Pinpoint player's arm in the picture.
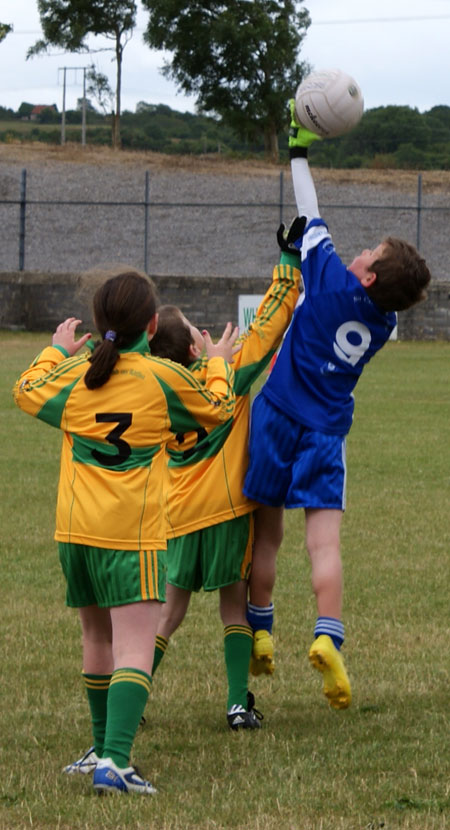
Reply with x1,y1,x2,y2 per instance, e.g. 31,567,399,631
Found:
193,320,240,404
291,157,320,223
230,259,301,392
219,105,319,391
153,357,236,434
183,321,241,385
152,322,238,434
219,211,306,395
288,98,321,223
287,102,345,294
187,243,302,396
12,347,84,420
12,318,91,417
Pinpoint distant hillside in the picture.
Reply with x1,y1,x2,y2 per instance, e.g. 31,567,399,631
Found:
1,101,450,169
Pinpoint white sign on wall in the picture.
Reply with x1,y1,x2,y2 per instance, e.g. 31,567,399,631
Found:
238,294,397,340
238,294,264,332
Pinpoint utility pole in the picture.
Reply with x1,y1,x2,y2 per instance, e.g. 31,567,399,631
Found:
60,66,66,145
58,66,88,147
81,67,86,147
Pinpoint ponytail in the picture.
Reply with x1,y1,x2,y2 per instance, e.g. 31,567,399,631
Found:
84,338,119,390
84,271,156,389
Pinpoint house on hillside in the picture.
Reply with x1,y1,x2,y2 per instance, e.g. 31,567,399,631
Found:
19,103,59,121
30,104,58,120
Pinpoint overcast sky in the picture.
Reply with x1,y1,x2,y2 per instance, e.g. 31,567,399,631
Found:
1,0,449,116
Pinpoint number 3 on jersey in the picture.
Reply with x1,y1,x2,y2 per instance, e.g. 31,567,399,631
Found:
333,321,371,367
91,413,132,466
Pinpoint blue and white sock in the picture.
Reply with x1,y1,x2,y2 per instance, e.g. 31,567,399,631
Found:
246,602,274,634
314,616,345,650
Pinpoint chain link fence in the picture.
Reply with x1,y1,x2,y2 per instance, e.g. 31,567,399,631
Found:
1,168,449,281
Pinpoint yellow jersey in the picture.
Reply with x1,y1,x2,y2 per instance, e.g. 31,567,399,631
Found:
13,332,235,551
164,263,301,537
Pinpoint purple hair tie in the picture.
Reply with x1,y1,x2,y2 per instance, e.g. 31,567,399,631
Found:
104,329,117,342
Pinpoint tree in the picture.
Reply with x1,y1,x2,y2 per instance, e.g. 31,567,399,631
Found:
0,23,12,43
343,106,432,157
37,105,60,124
27,1,136,148
86,65,115,116
136,101,157,115
18,102,35,119
76,96,98,114
142,0,311,161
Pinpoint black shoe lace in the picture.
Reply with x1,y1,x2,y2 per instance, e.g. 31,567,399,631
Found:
247,690,264,721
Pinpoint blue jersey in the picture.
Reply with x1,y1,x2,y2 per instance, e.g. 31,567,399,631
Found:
262,219,396,435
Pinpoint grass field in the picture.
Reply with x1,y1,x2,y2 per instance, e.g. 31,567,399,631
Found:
1,333,449,830
0,120,109,135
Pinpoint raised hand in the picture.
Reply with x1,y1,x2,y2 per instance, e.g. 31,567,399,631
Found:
203,322,241,364
52,317,92,356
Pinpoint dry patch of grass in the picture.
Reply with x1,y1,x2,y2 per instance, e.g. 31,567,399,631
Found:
1,140,450,192
0,140,282,177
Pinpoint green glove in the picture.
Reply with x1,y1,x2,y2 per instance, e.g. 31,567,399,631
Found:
288,98,322,153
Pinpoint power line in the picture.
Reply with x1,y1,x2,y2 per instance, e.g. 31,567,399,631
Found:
312,15,450,25
11,14,450,36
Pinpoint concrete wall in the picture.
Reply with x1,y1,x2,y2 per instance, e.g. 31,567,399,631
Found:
0,270,449,340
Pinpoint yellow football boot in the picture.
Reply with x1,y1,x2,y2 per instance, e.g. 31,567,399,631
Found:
249,629,275,676
309,634,352,709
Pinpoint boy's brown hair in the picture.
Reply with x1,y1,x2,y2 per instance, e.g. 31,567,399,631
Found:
150,305,193,367
367,236,431,312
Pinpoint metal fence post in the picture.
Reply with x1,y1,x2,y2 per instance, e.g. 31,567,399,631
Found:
144,171,150,273
416,173,422,250
19,168,27,271
279,170,284,225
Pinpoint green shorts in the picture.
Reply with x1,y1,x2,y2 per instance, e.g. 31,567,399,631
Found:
58,543,167,608
167,513,253,592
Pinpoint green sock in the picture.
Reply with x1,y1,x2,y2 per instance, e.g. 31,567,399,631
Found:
83,672,111,757
224,625,253,711
152,635,169,675
102,668,151,768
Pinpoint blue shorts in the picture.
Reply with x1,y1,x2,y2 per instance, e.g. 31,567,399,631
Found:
243,393,347,510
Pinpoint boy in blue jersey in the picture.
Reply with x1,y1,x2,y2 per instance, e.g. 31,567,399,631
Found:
244,101,431,708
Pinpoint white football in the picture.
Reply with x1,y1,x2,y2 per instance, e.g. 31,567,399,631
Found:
294,68,364,139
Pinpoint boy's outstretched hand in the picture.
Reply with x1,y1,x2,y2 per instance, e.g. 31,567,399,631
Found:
203,322,241,364
52,317,92,356
277,216,307,253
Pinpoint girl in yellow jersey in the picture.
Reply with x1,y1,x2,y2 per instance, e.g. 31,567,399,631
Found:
149,257,301,728
13,271,238,795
